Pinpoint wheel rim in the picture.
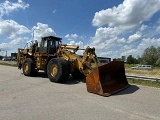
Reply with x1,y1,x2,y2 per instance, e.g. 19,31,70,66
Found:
50,64,58,77
24,63,29,73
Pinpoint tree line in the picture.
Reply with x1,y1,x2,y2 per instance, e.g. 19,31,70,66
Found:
126,46,160,67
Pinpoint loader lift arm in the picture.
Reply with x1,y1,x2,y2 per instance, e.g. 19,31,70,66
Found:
57,45,99,76
56,45,129,96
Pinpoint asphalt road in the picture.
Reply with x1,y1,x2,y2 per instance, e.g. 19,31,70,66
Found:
0,65,160,120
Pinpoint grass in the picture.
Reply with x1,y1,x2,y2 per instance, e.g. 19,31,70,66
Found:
128,78,160,88
125,64,160,88
0,60,17,67
125,64,160,77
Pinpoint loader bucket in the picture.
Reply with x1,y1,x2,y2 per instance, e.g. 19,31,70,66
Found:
86,61,129,96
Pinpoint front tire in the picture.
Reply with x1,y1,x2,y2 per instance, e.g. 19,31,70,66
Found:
47,58,70,83
22,58,34,76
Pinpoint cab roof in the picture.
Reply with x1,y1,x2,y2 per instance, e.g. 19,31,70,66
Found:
42,36,62,41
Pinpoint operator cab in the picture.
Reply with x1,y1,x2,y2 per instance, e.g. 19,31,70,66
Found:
39,36,62,54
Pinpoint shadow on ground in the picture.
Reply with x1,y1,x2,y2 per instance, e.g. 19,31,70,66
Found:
23,72,139,96
113,85,139,96
36,72,48,78
63,77,86,85
25,72,86,85
21,72,48,78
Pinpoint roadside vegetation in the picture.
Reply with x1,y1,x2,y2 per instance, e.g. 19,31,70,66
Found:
125,64,160,77
125,64,160,88
0,60,17,67
125,46,160,88
128,78,160,88
125,46,160,77
126,46,160,67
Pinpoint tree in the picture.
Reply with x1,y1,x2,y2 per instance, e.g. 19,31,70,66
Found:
137,55,142,64
157,46,160,56
0,55,3,60
156,47,160,66
141,46,159,66
126,55,138,64
156,58,160,67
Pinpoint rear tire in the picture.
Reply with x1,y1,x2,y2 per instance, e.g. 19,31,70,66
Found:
22,58,34,76
47,58,70,83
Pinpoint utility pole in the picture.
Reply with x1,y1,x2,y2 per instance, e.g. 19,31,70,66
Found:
6,50,7,57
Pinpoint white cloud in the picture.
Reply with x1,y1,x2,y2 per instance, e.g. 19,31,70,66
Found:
0,20,30,36
127,38,160,57
0,21,57,56
65,34,78,40
90,0,160,59
92,0,160,28
0,19,30,51
121,45,132,51
91,27,121,46
117,38,126,44
128,33,141,43
0,0,29,18
0,36,30,56
32,23,56,41
140,24,148,31
68,40,83,47
66,40,84,55
156,26,160,32
119,38,160,57
0,0,29,55
0,43,8,49
68,40,75,45
53,9,56,14
139,38,160,49
0,35,28,49
64,34,86,51
157,18,160,24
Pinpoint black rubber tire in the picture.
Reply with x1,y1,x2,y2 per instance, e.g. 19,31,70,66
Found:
22,58,34,76
47,58,70,83
71,70,86,79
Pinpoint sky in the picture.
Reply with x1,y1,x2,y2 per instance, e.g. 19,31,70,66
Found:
0,0,160,59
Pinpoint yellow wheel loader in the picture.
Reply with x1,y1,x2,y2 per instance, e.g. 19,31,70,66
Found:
17,36,129,96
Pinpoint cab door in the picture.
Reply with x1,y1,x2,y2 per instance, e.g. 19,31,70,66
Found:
39,39,48,53
47,40,57,54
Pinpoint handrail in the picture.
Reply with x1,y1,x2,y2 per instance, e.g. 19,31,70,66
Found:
126,74,160,82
